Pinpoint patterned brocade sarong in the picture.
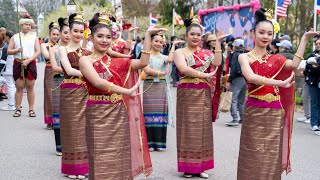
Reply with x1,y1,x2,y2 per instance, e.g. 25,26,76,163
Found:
143,80,168,149
85,99,132,180
60,82,88,175
176,82,214,174
44,65,53,124
52,75,63,152
237,97,284,180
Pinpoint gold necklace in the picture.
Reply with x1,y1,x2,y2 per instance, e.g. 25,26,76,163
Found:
69,45,82,57
151,51,161,55
249,50,270,64
90,52,104,60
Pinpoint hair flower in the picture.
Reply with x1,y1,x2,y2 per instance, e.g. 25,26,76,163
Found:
272,19,280,33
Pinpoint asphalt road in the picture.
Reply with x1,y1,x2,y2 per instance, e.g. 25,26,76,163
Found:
0,62,319,180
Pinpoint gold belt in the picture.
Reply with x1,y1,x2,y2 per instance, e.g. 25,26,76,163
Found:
180,78,208,85
145,76,165,80
89,94,123,104
63,78,83,84
248,93,280,103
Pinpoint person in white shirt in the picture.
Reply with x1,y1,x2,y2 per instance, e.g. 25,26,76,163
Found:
0,31,16,111
7,17,40,117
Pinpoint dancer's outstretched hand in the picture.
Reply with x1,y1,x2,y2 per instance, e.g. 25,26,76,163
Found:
303,28,320,39
146,25,168,35
216,32,231,42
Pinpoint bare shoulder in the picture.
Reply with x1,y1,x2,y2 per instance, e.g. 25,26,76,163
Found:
41,43,47,48
238,53,250,62
175,48,184,54
80,55,90,62
58,46,67,52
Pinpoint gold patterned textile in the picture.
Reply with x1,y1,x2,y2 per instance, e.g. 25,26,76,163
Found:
44,66,53,124
60,85,88,175
237,106,284,180
176,86,214,173
85,102,132,180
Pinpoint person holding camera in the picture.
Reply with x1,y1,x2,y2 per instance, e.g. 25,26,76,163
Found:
304,37,320,135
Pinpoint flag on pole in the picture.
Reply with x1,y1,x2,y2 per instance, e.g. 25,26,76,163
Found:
316,0,320,14
276,0,291,18
190,7,194,18
17,0,30,17
174,13,184,25
150,13,158,26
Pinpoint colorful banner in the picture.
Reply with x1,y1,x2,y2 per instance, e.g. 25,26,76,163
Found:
198,0,260,49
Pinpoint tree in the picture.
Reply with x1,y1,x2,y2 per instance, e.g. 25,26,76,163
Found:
0,0,18,32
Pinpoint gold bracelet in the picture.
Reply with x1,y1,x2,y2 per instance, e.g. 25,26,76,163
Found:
261,77,266,86
141,50,151,55
197,71,200,76
108,82,114,93
214,49,222,53
294,53,304,60
157,70,160,77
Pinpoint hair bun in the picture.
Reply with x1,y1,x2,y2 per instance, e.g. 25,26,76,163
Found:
58,17,67,27
48,22,54,29
184,18,192,28
68,13,77,25
255,8,267,22
89,13,100,30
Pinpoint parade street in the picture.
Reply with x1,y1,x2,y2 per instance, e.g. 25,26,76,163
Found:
0,63,319,180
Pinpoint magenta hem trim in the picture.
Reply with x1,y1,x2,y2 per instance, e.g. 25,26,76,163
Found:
86,99,123,107
61,163,88,175
60,83,84,89
246,97,282,109
44,116,53,124
178,160,214,174
177,83,209,89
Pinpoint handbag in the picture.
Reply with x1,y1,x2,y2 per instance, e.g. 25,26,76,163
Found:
219,91,233,112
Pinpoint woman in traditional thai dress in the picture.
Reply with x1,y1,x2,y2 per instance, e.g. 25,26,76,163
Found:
173,16,227,178
237,9,318,179
142,34,182,151
8,17,40,117
58,13,91,179
49,17,70,156
41,22,60,129
111,23,136,54
79,12,163,180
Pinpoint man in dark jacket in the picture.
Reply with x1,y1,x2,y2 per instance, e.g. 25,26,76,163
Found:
225,39,247,126
304,38,320,135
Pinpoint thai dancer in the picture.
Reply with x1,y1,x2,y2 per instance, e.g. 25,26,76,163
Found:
49,18,70,156
237,9,318,179
79,12,165,179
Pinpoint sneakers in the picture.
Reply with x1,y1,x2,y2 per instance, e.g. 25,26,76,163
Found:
312,126,319,131
238,119,243,124
304,119,311,124
55,151,62,156
183,173,192,178
149,147,154,152
297,117,310,124
226,120,240,126
46,124,53,130
199,172,209,179
1,105,16,111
